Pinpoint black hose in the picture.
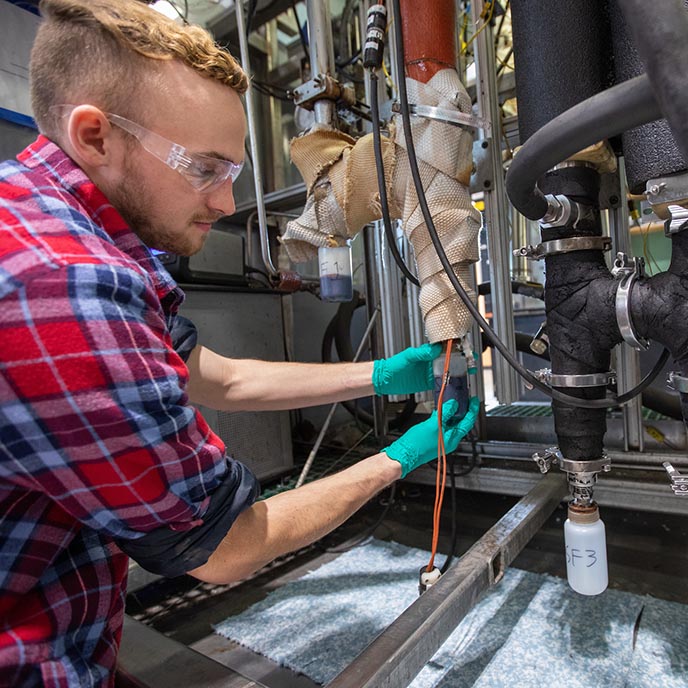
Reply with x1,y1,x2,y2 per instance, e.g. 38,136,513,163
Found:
370,71,420,286
505,74,662,220
615,0,688,164
477,280,544,300
321,296,417,430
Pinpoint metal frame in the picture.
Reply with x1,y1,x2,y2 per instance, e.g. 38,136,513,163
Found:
117,616,262,688
325,474,567,688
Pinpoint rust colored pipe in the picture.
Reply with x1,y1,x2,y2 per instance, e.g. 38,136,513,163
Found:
399,0,457,83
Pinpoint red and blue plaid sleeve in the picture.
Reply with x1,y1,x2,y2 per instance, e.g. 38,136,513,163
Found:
1,258,235,539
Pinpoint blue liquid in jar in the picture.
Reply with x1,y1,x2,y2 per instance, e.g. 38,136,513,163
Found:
434,375,469,419
320,274,353,302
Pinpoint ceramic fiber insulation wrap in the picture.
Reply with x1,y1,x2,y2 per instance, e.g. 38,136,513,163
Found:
280,125,398,263
392,69,481,343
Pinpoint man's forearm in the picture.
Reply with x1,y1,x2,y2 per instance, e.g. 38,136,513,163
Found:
188,453,401,584
187,345,375,411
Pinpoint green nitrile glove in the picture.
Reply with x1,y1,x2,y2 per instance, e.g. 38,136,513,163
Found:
383,396,481,478
372,342,442,396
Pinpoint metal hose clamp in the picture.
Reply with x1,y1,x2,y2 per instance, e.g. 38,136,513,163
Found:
533,368,616,387
613,252,649,351
514,236,612,261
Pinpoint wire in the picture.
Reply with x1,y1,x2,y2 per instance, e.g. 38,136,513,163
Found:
439,458,458,574
427,340,453,572
461,0,496,55
390,0,665,411
369,71,421,286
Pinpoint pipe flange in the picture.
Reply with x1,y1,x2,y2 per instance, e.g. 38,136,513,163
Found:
533,368,616,387
514,236,612,261
667,371,688,393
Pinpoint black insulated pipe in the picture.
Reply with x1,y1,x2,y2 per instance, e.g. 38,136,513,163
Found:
615,0,688,165
505,74,662,220
631,230,688,426
510,0,611,144
608,0,687,193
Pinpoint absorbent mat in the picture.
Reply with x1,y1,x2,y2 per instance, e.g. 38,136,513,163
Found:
213,539,688,687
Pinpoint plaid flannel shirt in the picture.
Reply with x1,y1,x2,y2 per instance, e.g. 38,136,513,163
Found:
0,137,258,686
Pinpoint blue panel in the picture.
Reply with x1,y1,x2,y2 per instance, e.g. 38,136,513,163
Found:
1,0,40,16
0,107,36,130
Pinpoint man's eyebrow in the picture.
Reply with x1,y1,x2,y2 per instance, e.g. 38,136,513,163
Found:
199,150,238,163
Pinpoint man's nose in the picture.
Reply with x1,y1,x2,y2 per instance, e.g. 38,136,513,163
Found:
205,178,236,218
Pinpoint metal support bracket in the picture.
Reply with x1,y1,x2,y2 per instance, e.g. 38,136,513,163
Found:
514,235,612,261
613,252,649,351
293,74,348,109
392,102,492,132
663,462,688,496
533,368,616,387
667,371,688,393
645,172,688,220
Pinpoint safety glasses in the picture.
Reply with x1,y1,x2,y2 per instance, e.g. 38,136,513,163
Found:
52,105,244,193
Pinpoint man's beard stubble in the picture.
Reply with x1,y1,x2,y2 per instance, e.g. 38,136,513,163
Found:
108,163,207,257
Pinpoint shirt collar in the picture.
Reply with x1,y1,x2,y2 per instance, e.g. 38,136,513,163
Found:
18,136,181,305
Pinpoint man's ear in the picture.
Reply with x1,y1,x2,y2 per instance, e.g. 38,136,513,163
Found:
65,105,117,168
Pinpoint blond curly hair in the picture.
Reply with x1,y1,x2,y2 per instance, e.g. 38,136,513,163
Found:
32,0,248,140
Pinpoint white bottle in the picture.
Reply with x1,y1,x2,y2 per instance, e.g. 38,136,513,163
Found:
564,502,608,596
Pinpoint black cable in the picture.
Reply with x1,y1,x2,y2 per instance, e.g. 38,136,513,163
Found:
370,71,421,286
389,0,663,411
292,2,310,62
245,0,259,35
321,295,417,430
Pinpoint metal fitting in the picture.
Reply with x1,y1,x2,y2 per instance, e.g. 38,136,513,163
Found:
645,172,688,220
293,74,351,109
667,371,688,393
663,462,688,496
664,204,688,235
540,194,574,227
532,446,610,506
530,322,549,355
532,446,561,474
613,252,649,351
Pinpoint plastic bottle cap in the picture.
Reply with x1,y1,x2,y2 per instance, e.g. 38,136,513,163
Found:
567,502,600,525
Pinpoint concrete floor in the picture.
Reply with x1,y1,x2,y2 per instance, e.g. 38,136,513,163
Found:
126,478,688,687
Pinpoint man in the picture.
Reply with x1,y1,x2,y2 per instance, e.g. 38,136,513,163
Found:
0,1,479,685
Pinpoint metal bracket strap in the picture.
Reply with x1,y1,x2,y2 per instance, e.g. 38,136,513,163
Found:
533,368,616,387
514,236,612,261
393,102,492,133
613,252,649,351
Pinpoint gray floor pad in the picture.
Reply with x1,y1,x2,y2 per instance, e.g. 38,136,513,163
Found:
213,539,687,687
